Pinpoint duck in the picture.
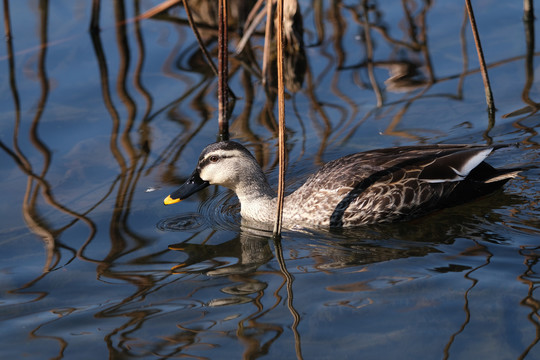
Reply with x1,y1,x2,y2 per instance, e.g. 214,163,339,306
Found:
163,141,521,228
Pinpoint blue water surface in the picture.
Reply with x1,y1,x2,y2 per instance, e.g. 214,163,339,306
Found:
1,1,539,359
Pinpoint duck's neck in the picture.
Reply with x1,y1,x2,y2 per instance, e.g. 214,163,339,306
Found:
233,171,277,223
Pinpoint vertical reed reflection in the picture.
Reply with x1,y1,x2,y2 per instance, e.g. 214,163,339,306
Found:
89,0,100,31
336,1,435,142
517,245,540,359
521,4,537,112
273,237,303,360
361,0,383,108
502,4,539,145
87,0,158,286
1,2,101,356
443,242,492,359
109,0,142,257
27,0,56,270
4,0,96,279
457,7,469,102
165,222,301,357
133,0,154,130
3,0,25,177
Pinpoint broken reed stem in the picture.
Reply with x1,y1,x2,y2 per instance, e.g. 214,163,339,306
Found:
273,0,286,237
465,0,495,115
218,0,229,141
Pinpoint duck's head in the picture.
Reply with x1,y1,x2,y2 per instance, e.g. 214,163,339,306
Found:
164,141,264,205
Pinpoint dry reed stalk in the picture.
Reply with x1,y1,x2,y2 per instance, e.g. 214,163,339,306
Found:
273,0,286,237
218,0,230,141
465,0,495,115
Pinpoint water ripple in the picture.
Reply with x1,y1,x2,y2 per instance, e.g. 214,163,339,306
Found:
156,213,207,232
158,191,241,232
198,191,242,232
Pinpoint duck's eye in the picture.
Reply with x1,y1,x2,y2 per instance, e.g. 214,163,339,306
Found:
209,155,219,163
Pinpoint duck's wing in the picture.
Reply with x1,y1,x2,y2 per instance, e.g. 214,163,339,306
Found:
300,144,503,189
289,144,520,226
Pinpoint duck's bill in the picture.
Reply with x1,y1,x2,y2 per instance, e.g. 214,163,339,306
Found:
164,171,209,205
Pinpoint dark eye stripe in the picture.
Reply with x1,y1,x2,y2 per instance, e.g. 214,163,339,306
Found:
199,154,233,170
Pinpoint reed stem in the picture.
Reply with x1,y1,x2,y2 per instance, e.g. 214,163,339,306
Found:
465,0,496,115
273,0,286,236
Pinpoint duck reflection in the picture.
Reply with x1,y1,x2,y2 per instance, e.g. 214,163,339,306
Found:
169,230,273,276
377,60,428,93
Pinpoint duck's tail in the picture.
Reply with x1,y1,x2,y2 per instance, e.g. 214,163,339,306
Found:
484,168,522,183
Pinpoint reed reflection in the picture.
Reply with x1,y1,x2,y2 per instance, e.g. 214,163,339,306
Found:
2,0,99,280
90,226,280,359
501,10,540,148
1,2,94,357
517,246,540,359
503,4,539,119
443,240,492,360
2,0,191,352
76,1,154,280
142,0,533,161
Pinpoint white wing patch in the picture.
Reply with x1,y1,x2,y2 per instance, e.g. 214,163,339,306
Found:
422,148,493,183
422,178,459,183
452,148,493,176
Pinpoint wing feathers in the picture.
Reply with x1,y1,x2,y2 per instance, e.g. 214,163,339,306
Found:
420,148,494,183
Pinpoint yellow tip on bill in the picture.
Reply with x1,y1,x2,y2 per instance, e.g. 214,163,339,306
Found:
164,195,181,205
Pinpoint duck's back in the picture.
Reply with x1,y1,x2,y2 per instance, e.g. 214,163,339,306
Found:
284,144,519,227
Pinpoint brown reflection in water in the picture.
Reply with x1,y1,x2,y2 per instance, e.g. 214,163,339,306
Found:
1,2,98,358
517,246,540,359
502,13,540,147
167,230,306,359
42,4,193,355
80,1,169,301
2,0,99,280
443,241,492,360
28,308,78,359
133,1,154,148
160,315,221,359
140,0,523,158
107,1,141,260
89,0,100,31
27,0,54,267
331,1,437,143
362,1,383,108
504,10,539,119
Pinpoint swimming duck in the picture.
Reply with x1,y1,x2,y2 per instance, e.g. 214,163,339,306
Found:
163,141,521,227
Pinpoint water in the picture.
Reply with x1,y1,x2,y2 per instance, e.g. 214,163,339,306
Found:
1,0,539,359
